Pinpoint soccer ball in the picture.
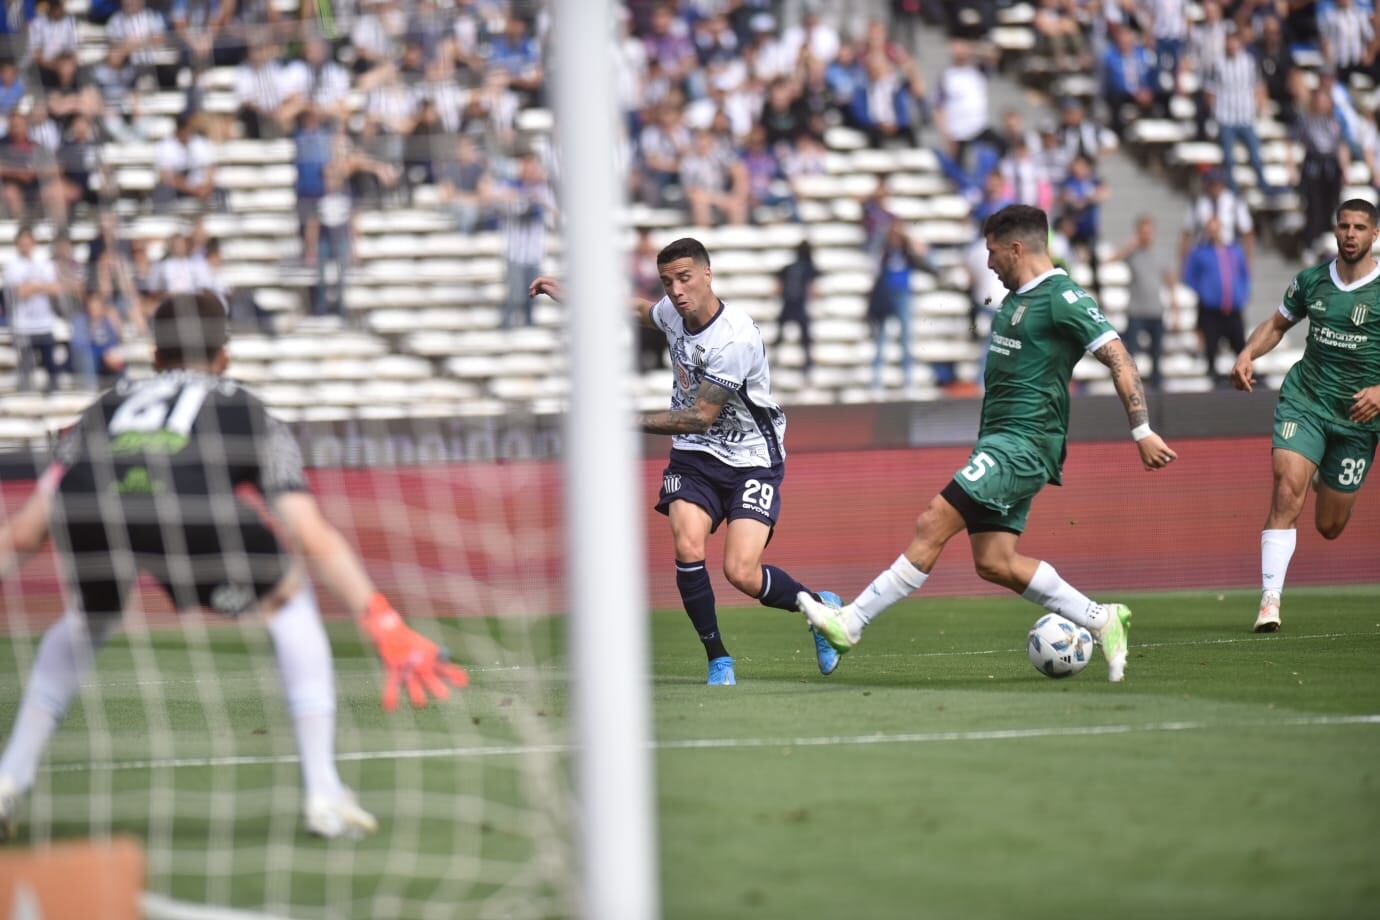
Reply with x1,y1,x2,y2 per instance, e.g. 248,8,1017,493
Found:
1027,614,1094,679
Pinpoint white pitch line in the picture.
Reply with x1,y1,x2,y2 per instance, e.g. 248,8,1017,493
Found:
12,629,1371,693
40,714,1380,776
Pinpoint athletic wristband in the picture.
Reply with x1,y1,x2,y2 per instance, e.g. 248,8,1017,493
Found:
1130,423,1154,441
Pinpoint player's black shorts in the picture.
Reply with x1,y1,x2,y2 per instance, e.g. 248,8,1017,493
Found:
53,498,291,618
655,448,784,532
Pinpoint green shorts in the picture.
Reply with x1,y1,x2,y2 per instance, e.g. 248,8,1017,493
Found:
1273,399,1378,493
947,433,1052,534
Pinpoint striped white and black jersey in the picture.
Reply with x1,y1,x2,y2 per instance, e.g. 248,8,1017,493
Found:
234,60,286,112
107,8,168,67
1209,50,1259,126
28,14,79,62
1184,190,1253,243
1318,3,1375,68
282,60,350,110
650,296,787,469
501,181,553,266
29,117,61,153
365,83,417,131
1150,0,1188,41
1188,17,1229,72
419,79,466,134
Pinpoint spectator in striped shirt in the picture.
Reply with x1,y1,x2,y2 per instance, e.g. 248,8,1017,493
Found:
107,0,172,89
1318,0,1375,85
234,40,288,140
282,35,351,125
1188,0,1230,139
499,153,555,329
1287,87,1351,260
1149,0,1188,86
1207,30,1275,195
28,0,78,89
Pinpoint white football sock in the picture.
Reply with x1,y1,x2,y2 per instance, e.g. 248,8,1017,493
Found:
849,555,928,635
267,582,343,802
0,610,114,791
1261,529,1296,597
1022,561,1108,631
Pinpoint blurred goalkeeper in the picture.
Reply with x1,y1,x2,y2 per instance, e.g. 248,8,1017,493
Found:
0,292,467,842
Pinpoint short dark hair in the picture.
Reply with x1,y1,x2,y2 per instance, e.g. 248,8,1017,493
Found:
152,292,229,367
1336,198,1379,225
982,205,1049,251
14,223,33,242
656,237,711,268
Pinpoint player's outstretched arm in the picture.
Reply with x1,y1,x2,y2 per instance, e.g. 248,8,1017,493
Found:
1231,311,1297,392
528,274,659,327
639,380,733,435
1092,339,1178,470
0,484,52,581
271,492,468,711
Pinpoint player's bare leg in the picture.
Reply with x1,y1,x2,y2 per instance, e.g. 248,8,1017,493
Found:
262,565,376,839
970,531,1131,682
799,493,966,651
1258,449,1314,633
1313,483,1361,541
668,500,734,684
723,517,841,674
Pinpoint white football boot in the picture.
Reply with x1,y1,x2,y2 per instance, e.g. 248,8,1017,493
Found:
304,788,378,840
1254,591,1281,633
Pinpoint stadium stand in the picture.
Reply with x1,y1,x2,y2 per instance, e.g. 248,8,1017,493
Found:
0,0,1373,452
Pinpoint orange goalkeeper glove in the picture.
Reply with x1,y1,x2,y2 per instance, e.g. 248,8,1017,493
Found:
361,593,469,711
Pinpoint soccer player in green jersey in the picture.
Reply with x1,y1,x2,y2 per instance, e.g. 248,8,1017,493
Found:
1231,198,1380,633
800,205,1178,682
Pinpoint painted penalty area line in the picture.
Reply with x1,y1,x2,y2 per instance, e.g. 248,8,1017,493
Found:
41,714,1380,776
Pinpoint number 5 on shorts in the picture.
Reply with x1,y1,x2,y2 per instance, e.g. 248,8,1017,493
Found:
960,451,996,482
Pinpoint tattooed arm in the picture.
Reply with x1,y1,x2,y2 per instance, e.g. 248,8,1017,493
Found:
640,380,733,435
1092,338,1178,470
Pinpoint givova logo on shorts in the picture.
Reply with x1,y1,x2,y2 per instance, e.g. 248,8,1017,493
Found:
1279,421,1298,440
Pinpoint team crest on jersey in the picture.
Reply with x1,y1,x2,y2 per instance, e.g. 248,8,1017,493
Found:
1010,304,1027,325
1351,303,1370,326
1280,421,1298,440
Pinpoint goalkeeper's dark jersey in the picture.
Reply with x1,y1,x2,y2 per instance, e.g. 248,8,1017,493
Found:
49,371,308,617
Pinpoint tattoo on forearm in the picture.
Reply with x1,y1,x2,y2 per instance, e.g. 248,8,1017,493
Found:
1094,342,1149,428
640,381,733,435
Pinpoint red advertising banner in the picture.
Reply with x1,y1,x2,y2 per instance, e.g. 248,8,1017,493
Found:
1,436,1374,629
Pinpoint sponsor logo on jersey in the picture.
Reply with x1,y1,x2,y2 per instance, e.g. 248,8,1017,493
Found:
1309,299,1325,314
209,583,257,615
1010,304,1027,325
1061,290,1079,304
1280,421,1298,440
1286,277,1299,298
663,474,681,493
1351,303,1370,326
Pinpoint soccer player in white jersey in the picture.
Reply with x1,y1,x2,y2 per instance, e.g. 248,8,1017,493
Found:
532,237,839,685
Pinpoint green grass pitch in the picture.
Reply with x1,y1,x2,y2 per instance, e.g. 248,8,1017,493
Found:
1,586,1377,919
